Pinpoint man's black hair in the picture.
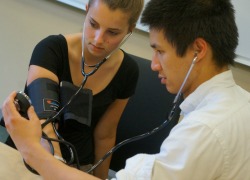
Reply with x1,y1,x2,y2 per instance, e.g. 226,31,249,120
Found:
141,0,238,66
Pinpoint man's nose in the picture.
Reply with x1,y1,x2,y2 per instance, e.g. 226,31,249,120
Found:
151,54,161,71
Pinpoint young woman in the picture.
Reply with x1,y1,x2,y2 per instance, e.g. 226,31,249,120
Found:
5,0,144,179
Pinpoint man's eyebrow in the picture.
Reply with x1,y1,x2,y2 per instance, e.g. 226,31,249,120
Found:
150,43,158,49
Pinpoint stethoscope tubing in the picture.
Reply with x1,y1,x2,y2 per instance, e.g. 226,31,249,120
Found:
40,27,133,171
40,26,197,174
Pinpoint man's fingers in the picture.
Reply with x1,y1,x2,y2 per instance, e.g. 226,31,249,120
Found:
2,91,19,120
27,106,39,122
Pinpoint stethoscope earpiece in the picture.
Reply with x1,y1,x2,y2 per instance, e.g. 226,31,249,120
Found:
192,52,198,64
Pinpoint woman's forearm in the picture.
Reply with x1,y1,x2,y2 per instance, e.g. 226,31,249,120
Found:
40,119,62,157
23,142,99,180
94,138,115,179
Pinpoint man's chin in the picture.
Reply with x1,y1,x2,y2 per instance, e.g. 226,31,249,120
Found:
166,86,178,95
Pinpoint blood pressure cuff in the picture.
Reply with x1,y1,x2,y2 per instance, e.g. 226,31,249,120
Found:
26,78,60,120
60,81,93,127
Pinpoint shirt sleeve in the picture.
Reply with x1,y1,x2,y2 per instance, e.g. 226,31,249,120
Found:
29,34,68,78
152,119,225,180
114,118,225,180
115,153,156,180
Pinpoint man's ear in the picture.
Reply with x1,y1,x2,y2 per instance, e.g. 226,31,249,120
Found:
192,38,208,63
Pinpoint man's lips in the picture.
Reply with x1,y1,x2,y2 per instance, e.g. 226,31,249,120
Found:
159,75,167,84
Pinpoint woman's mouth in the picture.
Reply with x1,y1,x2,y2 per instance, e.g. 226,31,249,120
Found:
90,44,105,52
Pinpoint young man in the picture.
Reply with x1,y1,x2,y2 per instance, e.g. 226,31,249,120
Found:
2,0,250,179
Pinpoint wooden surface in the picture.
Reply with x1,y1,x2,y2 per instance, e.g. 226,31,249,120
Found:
0,142,42,180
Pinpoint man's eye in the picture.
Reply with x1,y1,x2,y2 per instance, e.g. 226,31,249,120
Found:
157,50,162,54
108,31,118,36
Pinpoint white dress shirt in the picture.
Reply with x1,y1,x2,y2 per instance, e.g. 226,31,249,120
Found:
116,70,250,180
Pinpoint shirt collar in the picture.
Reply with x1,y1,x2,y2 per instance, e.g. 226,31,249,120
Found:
180,70,236,115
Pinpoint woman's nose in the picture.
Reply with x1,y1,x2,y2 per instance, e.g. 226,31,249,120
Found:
94,30,105,44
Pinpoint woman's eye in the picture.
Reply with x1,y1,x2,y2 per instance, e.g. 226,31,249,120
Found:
89,21,97,28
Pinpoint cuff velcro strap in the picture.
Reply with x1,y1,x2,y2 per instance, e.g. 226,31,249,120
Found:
60,81,93,127
26,78,60,120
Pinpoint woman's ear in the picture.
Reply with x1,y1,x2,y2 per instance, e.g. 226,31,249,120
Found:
128,24,136,34
85,4,89,12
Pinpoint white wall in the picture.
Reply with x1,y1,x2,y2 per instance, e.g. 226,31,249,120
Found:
232,0,250,66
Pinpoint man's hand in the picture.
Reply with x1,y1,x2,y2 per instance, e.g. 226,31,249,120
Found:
2,91,42,154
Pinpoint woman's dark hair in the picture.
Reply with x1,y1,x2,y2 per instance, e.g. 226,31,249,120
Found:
88,0,144,28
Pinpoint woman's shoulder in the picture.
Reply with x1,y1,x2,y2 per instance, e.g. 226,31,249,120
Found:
63,33,82,50
35,33,81,52
30,34,69,75
112,50,139,83
33,34,68,56
63,33,82,63
37,34,66,46
121,50,139,71
36,33,81,64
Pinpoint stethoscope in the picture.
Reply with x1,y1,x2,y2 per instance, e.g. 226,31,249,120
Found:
42,25,133,128
38,24,198,174
86,52,198,173
38,25,133,172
